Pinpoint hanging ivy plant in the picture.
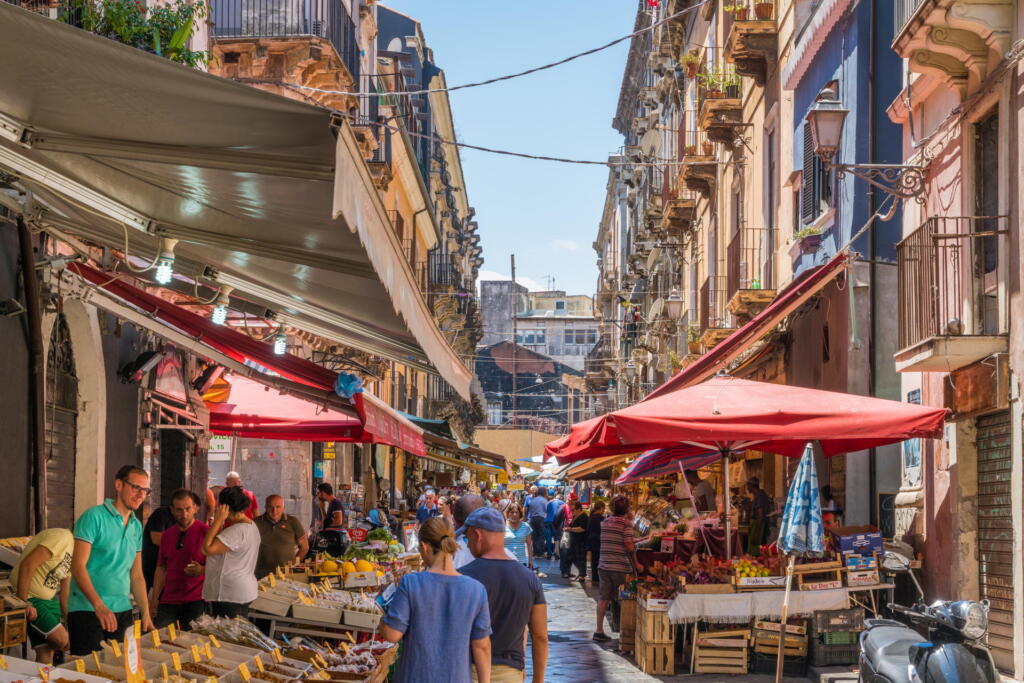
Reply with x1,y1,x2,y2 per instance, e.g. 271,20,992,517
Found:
60,0,210,67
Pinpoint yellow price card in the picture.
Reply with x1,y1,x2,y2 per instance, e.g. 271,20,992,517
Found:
324,643,334,654
167,623,177,641
272,648,283,663
315,654,328,668
254,658,265,672
277,566,286,579
190,645,201,663
92,652,102,669
339,642,350,654
38,668,49,680
345,631,355,644
133,620,141,640
0,656,7,670
151,630,161,648
268,574,277,587
238,663,252,682
204,643,213,660
110,639,123,658
209,635,221,648
170,653,182,671
160,663,169,680
74,660,85,673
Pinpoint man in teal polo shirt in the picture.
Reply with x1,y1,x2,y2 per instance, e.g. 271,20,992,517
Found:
68,465,155,655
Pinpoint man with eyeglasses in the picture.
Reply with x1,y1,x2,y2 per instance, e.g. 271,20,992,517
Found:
148,489,207,629
254,495,308,579
69,465,155,655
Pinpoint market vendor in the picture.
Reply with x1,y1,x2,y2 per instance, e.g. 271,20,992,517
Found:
11,527,73,663
684,469,716,513
254,495,308,578
68,465,154,655
747,477,773,547
149,489,207,629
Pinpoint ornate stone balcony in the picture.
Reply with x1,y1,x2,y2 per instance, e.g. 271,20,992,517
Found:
698,97,744,145
662,193,698,236
724,19,778,86
681,155,716,198
892,0,1012,97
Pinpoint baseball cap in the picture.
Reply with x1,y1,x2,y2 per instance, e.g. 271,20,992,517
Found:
456,507,506,536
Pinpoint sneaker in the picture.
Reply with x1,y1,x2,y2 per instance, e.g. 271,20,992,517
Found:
592,632,611,642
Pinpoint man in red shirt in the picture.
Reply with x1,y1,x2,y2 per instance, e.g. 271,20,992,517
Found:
149,490,207,629
226,472,259,520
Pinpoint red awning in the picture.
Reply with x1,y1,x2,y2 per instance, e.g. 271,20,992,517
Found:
646,251,851,400
67,263,426,454
206,376,426,454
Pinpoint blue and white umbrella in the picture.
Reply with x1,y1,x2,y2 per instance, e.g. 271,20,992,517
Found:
777,444,826,557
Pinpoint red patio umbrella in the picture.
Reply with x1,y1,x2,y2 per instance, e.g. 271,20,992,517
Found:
545,376,947,557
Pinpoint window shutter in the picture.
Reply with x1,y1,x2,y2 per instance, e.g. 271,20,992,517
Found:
801,123,816,223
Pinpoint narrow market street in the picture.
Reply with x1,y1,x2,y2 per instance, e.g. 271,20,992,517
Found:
528,556,816,683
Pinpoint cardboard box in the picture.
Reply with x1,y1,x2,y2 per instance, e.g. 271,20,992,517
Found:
831,526,883,556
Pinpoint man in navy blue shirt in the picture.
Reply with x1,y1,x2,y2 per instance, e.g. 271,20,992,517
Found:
460,508,548,683
544,492,563,560
525,487,548,559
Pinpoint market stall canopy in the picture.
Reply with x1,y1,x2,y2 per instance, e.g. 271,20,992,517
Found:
0,2,471,399
548,376,947,463
206,375,426,455
614,448,724,486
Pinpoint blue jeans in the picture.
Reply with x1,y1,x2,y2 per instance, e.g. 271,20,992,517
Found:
544,522,556,557
529,516,545,557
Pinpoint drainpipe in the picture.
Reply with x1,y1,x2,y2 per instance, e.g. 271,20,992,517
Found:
867,0,878,525
18,215,47,533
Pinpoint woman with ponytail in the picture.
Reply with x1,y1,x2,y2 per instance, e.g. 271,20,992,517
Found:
381,517,492,682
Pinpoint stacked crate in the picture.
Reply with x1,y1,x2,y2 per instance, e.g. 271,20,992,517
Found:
635,602,675,675
619,599,637,654
810,608,864,666
693,629,750,675
750,620,809,676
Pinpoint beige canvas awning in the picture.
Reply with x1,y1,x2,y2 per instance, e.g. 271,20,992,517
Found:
0,2,472,399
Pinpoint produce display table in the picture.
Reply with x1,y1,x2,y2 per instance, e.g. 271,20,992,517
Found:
638,529,741,565
666,583,894,624
251,609,376,641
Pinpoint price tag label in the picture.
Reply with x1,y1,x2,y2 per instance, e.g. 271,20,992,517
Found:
254,658,265,672
277,566,286,579
190,645,201,663
272,648,283,663
0,656,8,670
167,623,178,641
74,660,86,673
209,635,221,649
92,652,102,669
133,620,141,640
171,653,182,671
310,658,322,671
345,631,355,644
38,667,49,680
203,643,213,660
238,663,252,682
160,663,169,680
268,574,277,587
324,643,334,654
151,630,161,648
259,583,268,592
315,654,328,669
110,639,123,658
339,642,350,654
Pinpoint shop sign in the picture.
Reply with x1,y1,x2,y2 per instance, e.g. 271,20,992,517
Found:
209,435,232,460
323,442,336,460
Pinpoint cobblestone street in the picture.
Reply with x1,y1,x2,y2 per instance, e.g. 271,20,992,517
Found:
526,557,815,683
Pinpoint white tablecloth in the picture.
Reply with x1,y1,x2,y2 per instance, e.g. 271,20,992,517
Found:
667,587,851,624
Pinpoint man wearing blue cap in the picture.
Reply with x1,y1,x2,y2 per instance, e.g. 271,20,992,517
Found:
459,508,548,683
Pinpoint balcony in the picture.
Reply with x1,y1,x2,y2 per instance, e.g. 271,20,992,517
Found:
210,0,360,111
892,0,1012,97
726,227,776,322
699,275,734,348
723,2,778,86
895,216,1008,372
366,126,393,190
680,123,717,198
698,94,743,145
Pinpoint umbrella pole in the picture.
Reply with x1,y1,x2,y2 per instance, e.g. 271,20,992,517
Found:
721,449,732,558
775,554,796,683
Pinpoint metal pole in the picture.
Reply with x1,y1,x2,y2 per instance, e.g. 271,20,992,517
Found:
510,254,517,426
722,448,732,558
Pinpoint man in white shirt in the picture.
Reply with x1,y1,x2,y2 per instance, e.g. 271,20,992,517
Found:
452,495,515,568
685,470,716,513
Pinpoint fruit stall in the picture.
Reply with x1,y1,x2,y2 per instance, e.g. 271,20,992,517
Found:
621,529,896,676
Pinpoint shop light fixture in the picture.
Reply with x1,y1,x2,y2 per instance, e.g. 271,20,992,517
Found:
0,145,154,233
154,237,178,285
210,286,233,326
273,330,288,355
665,288,684,320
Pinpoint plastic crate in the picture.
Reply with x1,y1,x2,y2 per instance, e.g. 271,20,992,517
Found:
811,642,860,666
813,608,864,633
821,630,858,645
752,652,809,677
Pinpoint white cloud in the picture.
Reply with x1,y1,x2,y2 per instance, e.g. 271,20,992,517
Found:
551,239,579,251
477,269,544,292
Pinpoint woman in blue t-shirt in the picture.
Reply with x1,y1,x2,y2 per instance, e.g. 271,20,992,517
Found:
381,517,492,683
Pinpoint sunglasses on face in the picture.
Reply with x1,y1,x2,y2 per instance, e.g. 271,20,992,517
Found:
120,479,152,496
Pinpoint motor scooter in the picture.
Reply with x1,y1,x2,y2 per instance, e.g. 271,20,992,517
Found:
858,549,997,682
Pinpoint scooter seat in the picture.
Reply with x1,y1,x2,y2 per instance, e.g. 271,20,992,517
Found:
862,625,924,682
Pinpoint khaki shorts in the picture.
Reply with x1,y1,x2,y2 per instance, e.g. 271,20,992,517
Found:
473,664,525,682
598,569,628,602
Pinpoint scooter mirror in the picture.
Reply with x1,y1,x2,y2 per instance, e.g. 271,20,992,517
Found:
881,551,911,572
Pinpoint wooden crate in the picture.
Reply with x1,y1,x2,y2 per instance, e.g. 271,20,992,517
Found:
753,634,808,657
636,638,675,675
619,600,637,653
636,606,673,643
0,609,26,648
694,629,749,675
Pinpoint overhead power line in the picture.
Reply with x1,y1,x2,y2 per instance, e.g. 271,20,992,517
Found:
265,0,708,98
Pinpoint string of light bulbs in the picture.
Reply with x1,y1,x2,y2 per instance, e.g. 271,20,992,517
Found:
254,0,709,99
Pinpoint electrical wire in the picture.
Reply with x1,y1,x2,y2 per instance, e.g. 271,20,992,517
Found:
120,223,160,273
255,0,709,99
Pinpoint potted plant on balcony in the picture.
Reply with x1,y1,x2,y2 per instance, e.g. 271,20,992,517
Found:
701,139,715,156
700,69,724,98
754,1,774,20
793,225,824,254
723,70,742,98
680,51,700,79
724,3,749,20
684,143,697,156
687,324,702,354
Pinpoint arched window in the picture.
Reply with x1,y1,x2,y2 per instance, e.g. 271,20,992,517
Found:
45,313,78,529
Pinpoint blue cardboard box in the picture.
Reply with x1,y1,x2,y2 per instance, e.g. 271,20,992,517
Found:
831,525,883,556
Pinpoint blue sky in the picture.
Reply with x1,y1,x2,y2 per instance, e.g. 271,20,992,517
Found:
383,1,635,295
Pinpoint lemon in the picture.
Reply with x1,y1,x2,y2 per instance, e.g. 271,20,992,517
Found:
320,559,339,574
341,561,357,575
354,559,374,573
